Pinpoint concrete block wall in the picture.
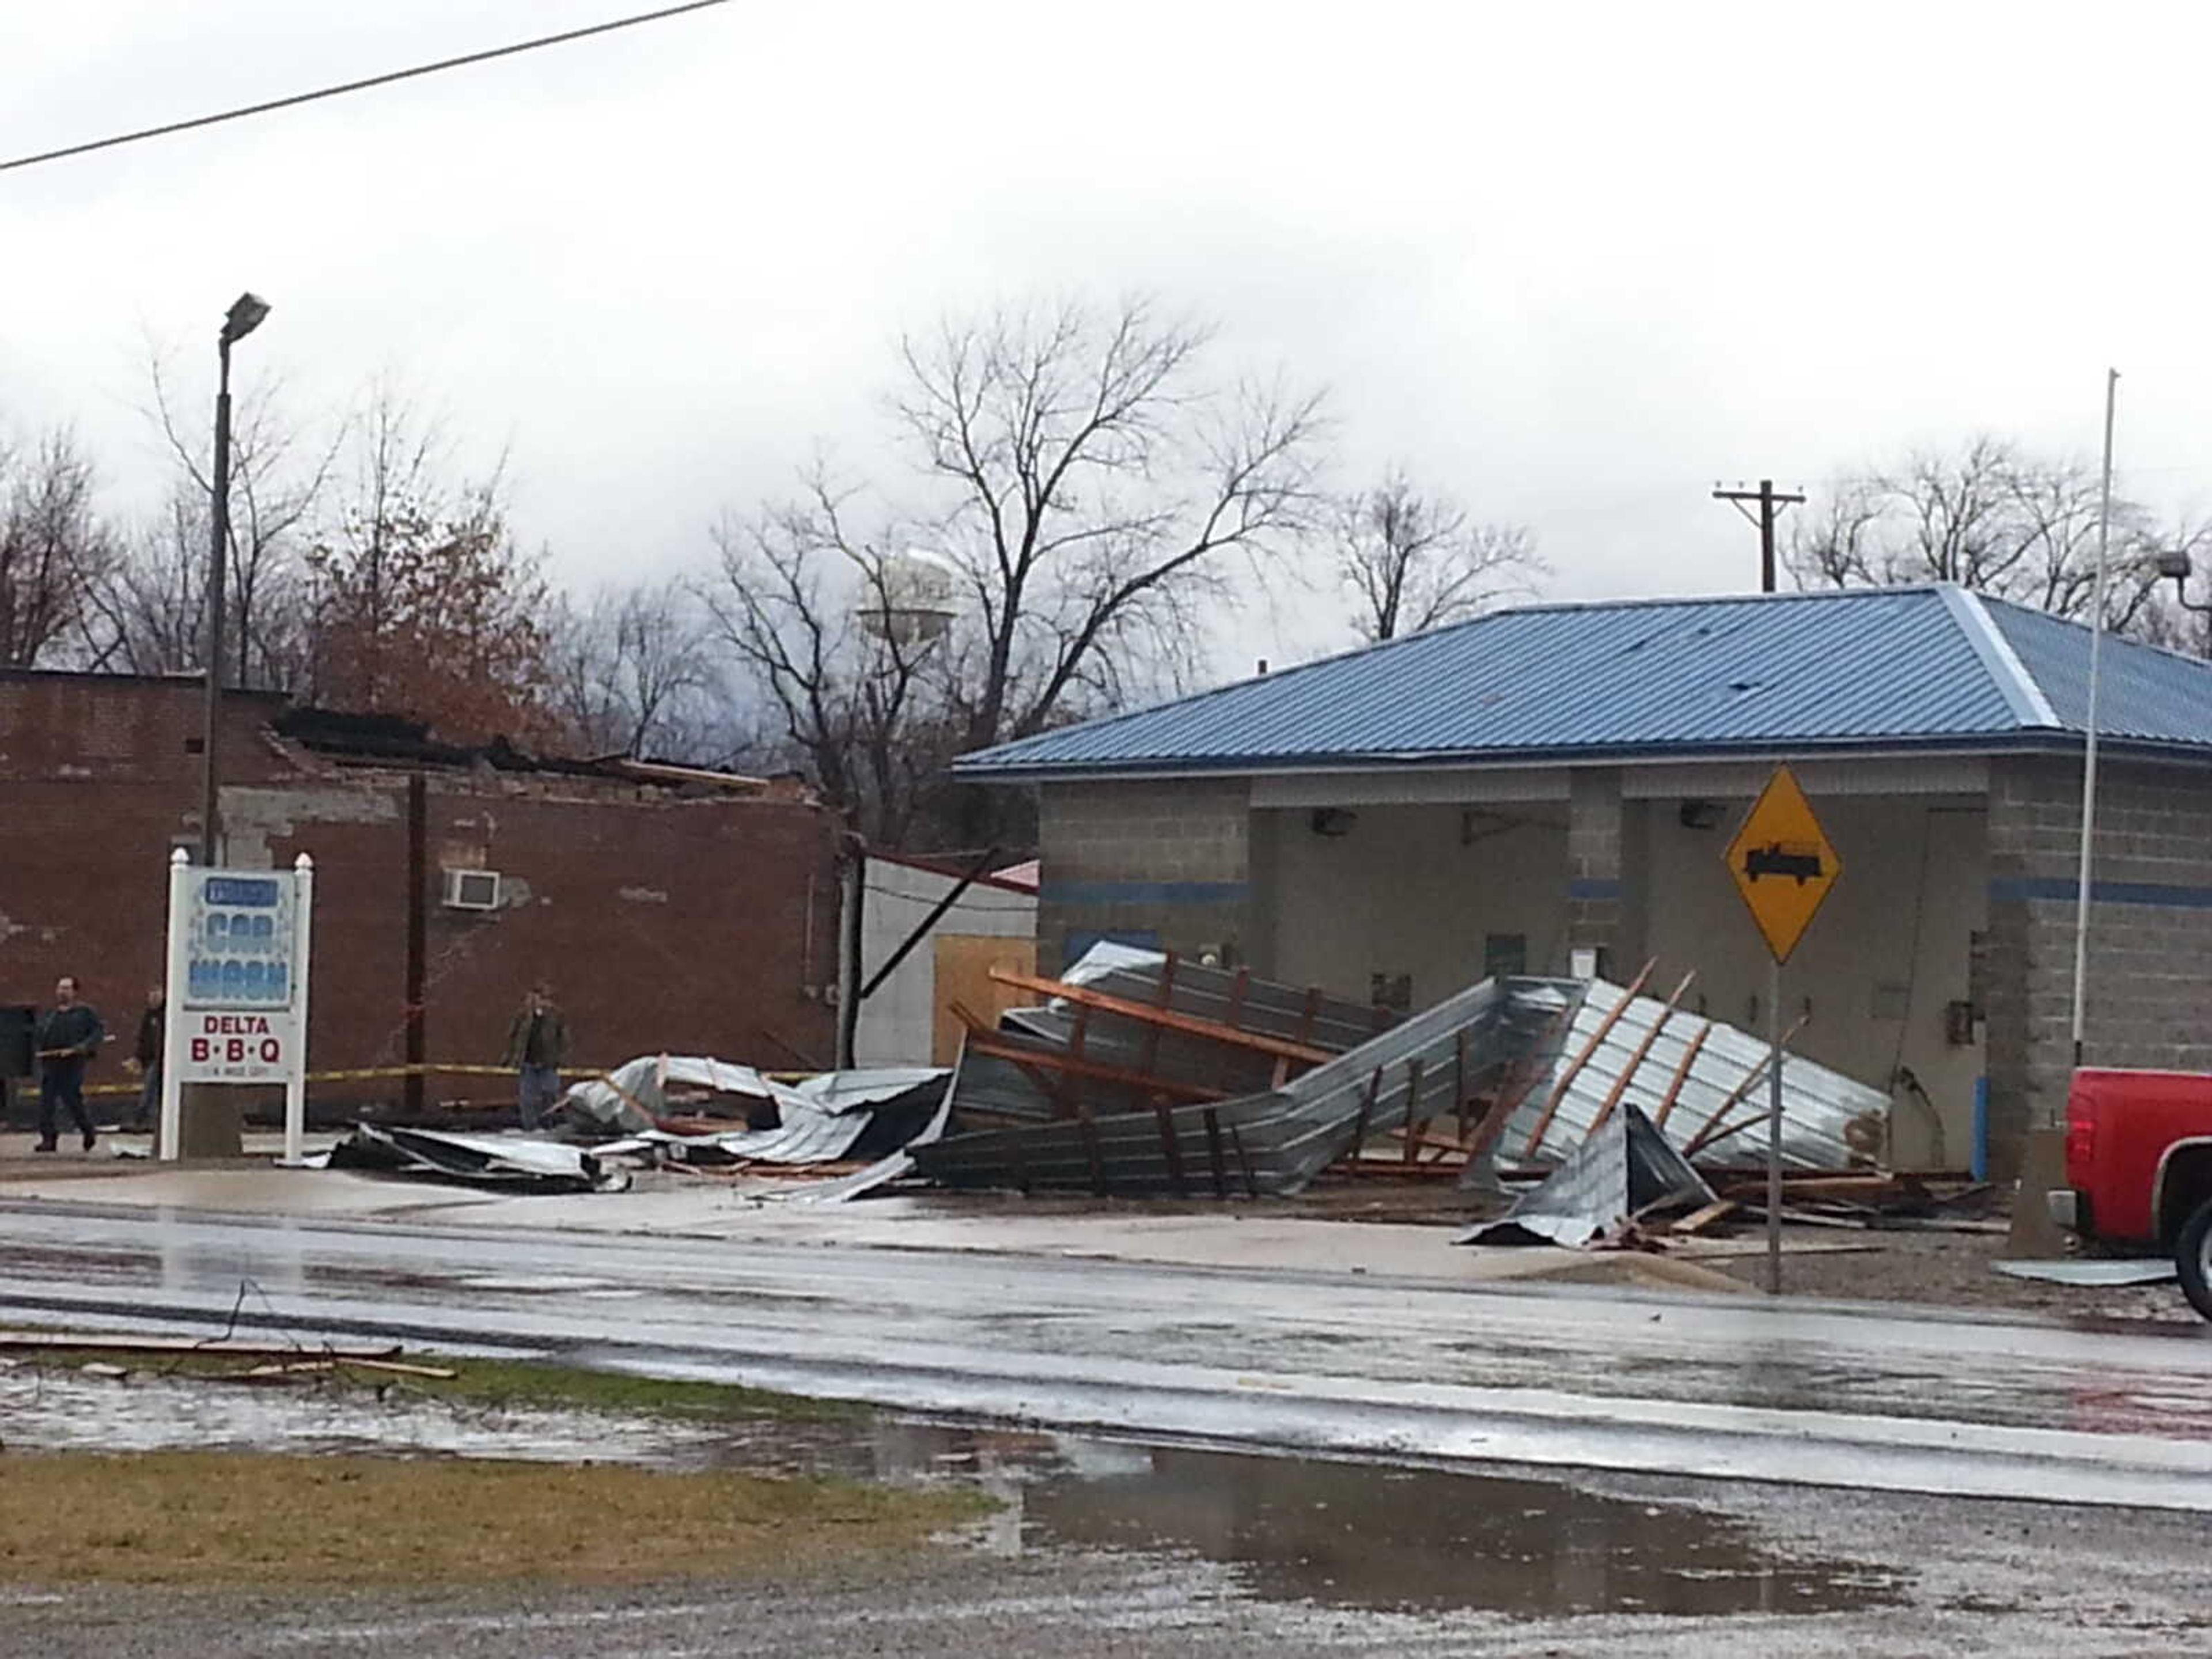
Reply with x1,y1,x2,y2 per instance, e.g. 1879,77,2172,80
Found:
1985,754,2212,1176
1036,779,1251,974
1567,769,1629,975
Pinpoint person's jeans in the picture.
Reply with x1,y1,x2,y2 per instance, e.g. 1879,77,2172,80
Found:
134,1066,161,1130
39,1064,94,1145
518,1064,562,1131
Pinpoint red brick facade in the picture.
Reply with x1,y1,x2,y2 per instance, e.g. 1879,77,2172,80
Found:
0,671,840,1107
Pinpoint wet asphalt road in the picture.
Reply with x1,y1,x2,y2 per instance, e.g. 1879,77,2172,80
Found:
0,1196,2209,1510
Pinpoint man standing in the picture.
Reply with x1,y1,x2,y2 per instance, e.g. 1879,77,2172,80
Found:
124,984,165,1133
34,976,105,1153
501,982,568,1132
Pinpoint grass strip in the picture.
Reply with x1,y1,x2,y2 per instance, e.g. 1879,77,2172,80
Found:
5,1343,861,1424
0,1450,989,1586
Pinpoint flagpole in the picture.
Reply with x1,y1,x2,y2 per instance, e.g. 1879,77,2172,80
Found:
2070,368,2119,1070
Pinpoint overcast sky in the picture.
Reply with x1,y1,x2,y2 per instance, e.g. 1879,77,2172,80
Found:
9,1,2212,671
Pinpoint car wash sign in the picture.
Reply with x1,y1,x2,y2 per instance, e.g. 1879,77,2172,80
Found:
164,854,316,1086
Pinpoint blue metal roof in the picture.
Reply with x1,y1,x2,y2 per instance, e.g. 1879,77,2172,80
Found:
955,585,2212,779
1982,596,2212,749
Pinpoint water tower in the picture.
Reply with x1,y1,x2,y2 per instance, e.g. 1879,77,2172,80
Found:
858,550,959,647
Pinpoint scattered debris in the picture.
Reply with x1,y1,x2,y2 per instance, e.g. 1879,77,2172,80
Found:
320,1124,631,1192
0,1332,404,1362
1993,1259,2180,1287
1460,1105,1715,1248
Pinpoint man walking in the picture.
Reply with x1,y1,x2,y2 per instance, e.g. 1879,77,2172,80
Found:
125,983,165,1133
35,976,105,1153
501,982,568,1131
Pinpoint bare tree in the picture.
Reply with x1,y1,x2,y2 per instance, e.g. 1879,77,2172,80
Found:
897,297,1327,753
77,488,207,675
703,471,950,844
1790,437,2173,634
703,297,1327,846
0,428,113,668
144,354,338,691
1334,469,1543,642
80,358,338,684
547,576,726,760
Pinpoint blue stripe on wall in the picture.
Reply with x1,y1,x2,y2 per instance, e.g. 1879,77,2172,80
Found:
1568,878,1623,901
1990,877,2212,910
1042,880,1249,907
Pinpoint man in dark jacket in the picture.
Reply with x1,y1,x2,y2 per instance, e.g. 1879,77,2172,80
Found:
126,983,165,1132
500,983,569,1131
35,976,105,1153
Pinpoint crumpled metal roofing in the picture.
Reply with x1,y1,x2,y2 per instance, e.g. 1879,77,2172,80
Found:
320,1124,627,1191
965,945,1394,1123
910,975,1566,1198
1462,1104,1714,1248
556,1056,952,1165
952,586,2212,778
1494,979,1887,1173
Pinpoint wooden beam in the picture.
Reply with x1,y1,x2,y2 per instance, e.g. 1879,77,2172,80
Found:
1519,959,1657,1159
1347,1066,1384,1161
1652,1021,1712,1129
1463,995,1581,1164
1137,951,1177,1075
1152,1100,1189,1197
1400,1055,1428,1163
1681,1014,1809,1156
955,1033,1229,1103
1666,1199,1737,1237
1588,969,1695,1138
1202,1107,1230,1198
987,967,1334,1066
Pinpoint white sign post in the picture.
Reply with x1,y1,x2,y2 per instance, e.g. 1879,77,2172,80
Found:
160,850,315,1164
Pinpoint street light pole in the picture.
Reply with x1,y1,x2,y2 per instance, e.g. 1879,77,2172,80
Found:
180,293,267,1164
198,292,270,867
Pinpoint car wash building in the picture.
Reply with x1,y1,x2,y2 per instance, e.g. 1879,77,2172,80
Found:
953,586,2212,1180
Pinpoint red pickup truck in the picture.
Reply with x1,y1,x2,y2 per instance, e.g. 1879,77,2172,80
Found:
2050,1068,2212,1320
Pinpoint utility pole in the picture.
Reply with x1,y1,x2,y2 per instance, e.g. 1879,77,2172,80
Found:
1713,479,1805,593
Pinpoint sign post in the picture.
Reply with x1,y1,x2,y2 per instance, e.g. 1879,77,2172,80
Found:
159,850,315,1164
1723,766,1841,1294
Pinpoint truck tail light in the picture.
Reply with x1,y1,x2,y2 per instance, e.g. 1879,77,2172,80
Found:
2065,1094,2097,1186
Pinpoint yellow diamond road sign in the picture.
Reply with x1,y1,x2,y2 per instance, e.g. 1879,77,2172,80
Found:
1725,764,1840,964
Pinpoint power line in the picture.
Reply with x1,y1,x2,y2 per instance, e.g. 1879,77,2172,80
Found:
0,0,732,176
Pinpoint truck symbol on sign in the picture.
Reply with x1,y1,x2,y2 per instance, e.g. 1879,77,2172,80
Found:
1743,842,1824,885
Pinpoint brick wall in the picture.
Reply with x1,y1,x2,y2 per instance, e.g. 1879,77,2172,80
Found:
0,673,840,1110
1985,753,2212,1175
1036,778,1250,974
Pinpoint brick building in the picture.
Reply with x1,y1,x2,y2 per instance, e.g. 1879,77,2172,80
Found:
953,586,2212,1180
0,670,840,1109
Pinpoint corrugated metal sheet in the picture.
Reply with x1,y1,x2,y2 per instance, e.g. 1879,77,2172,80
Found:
911,976,1564,1198
1984,596,2212,748
1494,979,1888,1173
954,585,2212,779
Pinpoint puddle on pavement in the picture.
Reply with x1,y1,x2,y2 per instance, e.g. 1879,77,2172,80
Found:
838,1423,1904,1619
0,1358,1900,1621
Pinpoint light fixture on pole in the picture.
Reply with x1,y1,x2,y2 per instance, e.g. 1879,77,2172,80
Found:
198,291,270,866
2154,549,2212,619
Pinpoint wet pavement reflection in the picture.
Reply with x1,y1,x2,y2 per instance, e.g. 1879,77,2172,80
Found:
820,1421,1904,1618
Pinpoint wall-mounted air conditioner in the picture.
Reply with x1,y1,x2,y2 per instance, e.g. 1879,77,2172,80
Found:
442,869,502,911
